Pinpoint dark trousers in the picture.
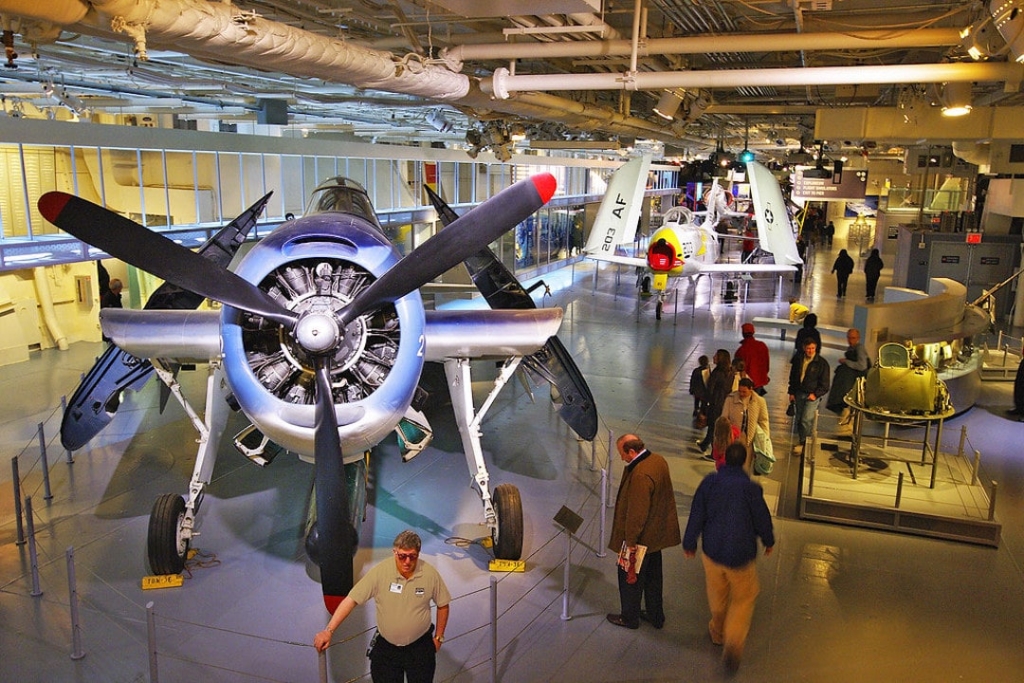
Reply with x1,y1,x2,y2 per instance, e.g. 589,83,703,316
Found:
836,274,850,297
369,625,436,683
617,549,664,627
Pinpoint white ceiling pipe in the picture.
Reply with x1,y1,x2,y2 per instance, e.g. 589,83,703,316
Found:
0,0,469,100
486,62,1024,98
443,28,960,67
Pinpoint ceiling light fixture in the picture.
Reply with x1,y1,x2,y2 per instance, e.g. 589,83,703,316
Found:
652,90,683,121
940,81,973,117
991,0,1024,63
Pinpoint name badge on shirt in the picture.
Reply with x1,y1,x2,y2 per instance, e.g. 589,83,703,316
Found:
415,587,425,596
389,582,403,594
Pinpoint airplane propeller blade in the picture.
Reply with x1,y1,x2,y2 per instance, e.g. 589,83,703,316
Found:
339,174,556,326
312,354,354,612
425,184,598,441
37,192,298,329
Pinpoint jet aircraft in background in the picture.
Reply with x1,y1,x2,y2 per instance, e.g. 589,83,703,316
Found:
584,156,800,318
41,174,563,612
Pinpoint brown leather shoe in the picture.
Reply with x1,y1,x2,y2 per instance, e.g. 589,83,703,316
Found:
606,613,639,629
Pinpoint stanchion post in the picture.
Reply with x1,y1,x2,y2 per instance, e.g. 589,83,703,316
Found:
989,481,998,521
895,472,904,508
67,547,86,660
597,467,608,558
12,456,25,545
605,430,615,508
38,422,53,501
958,425,967,460
489,576,498,683
589,438,596,472
560,529,572,621
147,601,159,683
61,396,74,464
972,450,981,486
25,496,42,596
318,650,328,683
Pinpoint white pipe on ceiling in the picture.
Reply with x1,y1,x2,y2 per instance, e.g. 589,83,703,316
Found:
486,62,1024,98
442,28,960,67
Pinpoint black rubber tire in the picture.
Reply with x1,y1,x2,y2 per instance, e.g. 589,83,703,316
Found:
148,493,188,575
655,300,663,320
492,483,524,560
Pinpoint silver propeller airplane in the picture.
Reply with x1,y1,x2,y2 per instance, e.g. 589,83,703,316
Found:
41,174,563,612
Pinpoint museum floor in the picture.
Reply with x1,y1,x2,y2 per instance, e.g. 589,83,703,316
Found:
2,237,1024,683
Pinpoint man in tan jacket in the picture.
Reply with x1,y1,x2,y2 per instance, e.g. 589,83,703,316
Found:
607,434,682,630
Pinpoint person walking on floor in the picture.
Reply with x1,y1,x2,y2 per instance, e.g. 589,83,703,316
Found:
705,415,741,470
788,338,830,454
684,442,775,673
689,354,710,425
722,378,771,470
606,434,682,630
735,322,770,396
831,249,855,298
314,530,450,683
864,248,884,301
697,350,735,453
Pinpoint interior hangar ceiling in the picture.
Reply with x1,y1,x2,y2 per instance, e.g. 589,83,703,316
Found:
0,0,1021,159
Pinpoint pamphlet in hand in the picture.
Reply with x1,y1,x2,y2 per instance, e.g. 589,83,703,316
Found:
614,540,647,581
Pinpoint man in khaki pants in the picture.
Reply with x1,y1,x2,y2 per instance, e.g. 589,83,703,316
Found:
683,443,775,673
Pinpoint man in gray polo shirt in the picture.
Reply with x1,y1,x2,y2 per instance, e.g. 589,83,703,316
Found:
314,530,451,682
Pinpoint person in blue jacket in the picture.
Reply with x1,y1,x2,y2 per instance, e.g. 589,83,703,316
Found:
684,442,775,673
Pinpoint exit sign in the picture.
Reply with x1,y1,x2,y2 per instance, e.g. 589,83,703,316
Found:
966,233,982,244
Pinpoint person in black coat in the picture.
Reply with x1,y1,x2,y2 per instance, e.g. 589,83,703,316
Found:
788,338,830,452
697,350,735,453
831,249,855,298
864,248,884,301
793,313,821,357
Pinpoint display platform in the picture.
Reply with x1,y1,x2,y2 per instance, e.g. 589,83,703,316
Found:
798,424,1001,547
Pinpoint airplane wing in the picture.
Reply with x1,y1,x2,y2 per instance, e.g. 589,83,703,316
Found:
583,155,652,261
693,262,797,274
100,308,563,364
60,193,270,451
425,185,598,440
746,160,803,266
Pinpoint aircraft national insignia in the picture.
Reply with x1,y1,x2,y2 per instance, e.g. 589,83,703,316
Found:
764,204,774,224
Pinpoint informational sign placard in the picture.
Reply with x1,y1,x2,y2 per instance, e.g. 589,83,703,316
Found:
792,166,868,202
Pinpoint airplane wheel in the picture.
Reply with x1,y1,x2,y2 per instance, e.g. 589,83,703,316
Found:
148,494,188,575
492,483,523,560
655,300,663,320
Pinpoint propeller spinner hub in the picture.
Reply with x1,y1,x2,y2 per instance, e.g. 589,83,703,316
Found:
295,312,341,354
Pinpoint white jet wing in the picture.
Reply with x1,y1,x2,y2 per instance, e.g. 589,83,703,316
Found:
746,160,803,266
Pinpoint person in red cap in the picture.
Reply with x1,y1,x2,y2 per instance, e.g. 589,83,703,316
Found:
734,323,770,396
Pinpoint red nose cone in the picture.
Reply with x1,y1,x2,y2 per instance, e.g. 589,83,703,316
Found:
531,173,557,204
38,192,71,223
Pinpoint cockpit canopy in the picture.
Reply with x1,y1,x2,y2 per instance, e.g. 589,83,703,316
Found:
304,177,381,228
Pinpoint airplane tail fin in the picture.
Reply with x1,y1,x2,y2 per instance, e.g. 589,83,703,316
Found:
746,161,803,266
583,155,652,256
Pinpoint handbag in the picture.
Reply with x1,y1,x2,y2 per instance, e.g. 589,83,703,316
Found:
752,425,776,475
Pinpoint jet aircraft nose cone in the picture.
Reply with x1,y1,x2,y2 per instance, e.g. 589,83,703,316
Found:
295,312,340,354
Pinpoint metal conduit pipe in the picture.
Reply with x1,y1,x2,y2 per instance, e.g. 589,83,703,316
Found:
443,28,960,67
32,267,68,352
486,61,1024,98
